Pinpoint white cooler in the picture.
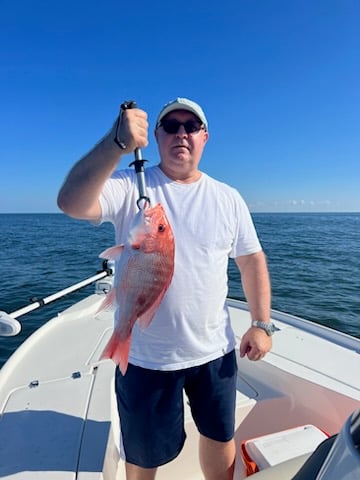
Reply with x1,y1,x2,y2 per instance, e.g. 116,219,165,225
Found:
241,424,328,476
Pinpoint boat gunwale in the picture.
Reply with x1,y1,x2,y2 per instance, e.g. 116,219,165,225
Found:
226,298,360,354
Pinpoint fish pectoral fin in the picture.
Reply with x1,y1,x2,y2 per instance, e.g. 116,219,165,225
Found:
101,330,132,375
137,309,157,330
99,245,125,260
137,289,167,330
96,288,116,313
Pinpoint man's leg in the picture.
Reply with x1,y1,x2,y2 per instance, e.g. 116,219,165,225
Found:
184,352,237,480
199,435,235,480
116,366,186,476
125,462,157,480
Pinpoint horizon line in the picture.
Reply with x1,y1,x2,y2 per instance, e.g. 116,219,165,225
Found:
1,211,359,215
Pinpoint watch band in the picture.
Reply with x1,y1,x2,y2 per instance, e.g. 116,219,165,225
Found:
251,320,278,336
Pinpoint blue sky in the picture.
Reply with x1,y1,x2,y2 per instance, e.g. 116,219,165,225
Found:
1,0,359,213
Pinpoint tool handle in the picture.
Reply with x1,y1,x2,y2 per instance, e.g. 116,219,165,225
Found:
121,101,150,209
121,101,142,160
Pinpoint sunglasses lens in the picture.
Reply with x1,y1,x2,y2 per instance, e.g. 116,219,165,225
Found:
162,119,181,134
161,119,203,134
184,120,202,133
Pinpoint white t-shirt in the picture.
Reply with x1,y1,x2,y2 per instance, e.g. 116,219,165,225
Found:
98,165,262,370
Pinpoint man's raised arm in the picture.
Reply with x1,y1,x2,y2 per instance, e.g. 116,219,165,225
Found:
57,107,148,221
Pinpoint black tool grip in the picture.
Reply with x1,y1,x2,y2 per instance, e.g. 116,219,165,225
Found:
114,100,138,149
121,100,137,110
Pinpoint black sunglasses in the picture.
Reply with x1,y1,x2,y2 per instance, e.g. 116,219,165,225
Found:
159,118,204,134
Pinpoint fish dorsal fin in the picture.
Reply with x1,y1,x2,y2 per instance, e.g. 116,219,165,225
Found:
99,245,124,260
97,288,116,313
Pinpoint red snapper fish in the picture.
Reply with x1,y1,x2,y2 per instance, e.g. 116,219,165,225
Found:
97,203,175,375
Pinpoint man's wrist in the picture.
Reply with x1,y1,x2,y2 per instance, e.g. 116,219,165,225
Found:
93,134,125,170
251,320,278,336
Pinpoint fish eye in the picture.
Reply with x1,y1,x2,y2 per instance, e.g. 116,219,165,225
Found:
158,224,166,232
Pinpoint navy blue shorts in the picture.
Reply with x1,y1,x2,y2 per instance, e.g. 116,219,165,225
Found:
115,350,238,468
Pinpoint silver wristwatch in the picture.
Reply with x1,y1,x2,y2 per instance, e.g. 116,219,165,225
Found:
251,320,278,336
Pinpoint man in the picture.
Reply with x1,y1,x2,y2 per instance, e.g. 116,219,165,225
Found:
58,98,272,480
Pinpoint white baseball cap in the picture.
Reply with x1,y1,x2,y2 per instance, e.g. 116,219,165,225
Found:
156,97,208,131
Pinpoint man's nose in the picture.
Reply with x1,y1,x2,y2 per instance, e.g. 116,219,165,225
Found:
176,125,188,137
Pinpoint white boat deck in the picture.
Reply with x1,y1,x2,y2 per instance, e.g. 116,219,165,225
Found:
0,293,359,479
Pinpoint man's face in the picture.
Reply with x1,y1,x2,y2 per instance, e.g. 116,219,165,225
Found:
155,110,209,182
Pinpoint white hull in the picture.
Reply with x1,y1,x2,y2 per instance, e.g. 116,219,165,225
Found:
0,286,359,479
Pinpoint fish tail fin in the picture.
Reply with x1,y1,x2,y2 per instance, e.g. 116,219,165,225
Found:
101,331,131,375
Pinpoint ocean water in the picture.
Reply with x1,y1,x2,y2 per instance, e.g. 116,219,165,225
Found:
0,212,359,368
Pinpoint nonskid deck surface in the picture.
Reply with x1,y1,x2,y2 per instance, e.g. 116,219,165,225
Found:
0,294,359,479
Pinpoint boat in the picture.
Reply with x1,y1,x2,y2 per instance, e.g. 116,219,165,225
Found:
0,264,359,479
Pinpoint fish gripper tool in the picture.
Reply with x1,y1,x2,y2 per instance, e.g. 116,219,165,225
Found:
118,100,150,210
